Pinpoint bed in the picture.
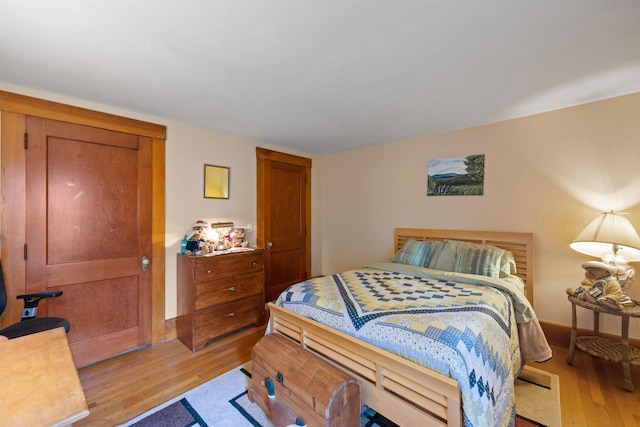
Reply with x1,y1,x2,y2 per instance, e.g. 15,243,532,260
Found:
267,228,551,427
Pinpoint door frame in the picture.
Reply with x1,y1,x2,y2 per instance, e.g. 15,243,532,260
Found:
256,147,312,293
0,90,167,344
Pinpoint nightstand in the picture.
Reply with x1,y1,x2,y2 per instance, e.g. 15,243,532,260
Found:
566,294,640,391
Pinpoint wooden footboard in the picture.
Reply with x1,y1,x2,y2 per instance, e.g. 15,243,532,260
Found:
266,228,534,426
268,302,461,427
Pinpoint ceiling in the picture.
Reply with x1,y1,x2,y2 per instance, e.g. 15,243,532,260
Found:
2,1,640,155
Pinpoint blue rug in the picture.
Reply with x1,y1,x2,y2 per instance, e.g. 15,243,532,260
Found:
127,398,206,427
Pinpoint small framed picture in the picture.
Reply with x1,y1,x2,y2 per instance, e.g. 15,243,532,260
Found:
204,164,230,199
427,154,484,196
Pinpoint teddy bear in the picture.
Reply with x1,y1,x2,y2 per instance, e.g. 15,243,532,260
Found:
229,228,249,248
184,220,211,255
185,231,205,255
199,240,216,254
567,261,635,309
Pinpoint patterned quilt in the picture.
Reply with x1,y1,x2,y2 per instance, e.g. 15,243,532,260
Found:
275,263,526,427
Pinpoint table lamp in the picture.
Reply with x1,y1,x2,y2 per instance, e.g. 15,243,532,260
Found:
570,211,640,290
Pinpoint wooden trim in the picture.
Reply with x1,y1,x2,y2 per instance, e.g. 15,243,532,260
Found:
0,111,27,324
0,90,165,139
0,91,167,346
394,228,535,305
540,320,571,348
539,319,640,349
256,147,312,167
151,137,166,343
164,317,178,341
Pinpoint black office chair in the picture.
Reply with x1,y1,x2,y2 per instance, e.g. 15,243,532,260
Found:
0,261,70,339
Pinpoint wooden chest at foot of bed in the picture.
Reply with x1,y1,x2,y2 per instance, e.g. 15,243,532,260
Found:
248,333,361,427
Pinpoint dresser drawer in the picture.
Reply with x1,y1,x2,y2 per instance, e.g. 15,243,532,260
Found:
195,271,263,310
194,253,263,283
193,294,265,347
177,250,265,352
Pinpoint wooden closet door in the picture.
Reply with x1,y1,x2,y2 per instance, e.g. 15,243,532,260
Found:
256,148,311,302
25,117,153,367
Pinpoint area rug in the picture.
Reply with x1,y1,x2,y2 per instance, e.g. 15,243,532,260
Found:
120,363,560,427
514,365,562,427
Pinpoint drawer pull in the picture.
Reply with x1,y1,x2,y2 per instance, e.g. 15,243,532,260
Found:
228,286,236,292
227,312,236,317
207,269,212,274
252,261,257,266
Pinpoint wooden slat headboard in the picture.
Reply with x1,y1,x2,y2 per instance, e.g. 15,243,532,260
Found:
394,228,534,305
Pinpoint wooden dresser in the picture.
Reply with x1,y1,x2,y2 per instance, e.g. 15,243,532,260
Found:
176,249,265,351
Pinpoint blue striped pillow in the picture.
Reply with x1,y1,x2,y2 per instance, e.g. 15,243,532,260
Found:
444,240,506,278
393,240,444,267
453,246,505,278
427,243,456,271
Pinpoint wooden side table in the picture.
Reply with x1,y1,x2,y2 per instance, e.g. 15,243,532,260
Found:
566,294,640,391
1,327,89,426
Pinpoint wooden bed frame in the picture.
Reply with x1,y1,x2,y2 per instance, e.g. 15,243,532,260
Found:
268,228,534,427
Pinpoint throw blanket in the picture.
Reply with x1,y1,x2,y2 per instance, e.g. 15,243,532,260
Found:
276,263,551,427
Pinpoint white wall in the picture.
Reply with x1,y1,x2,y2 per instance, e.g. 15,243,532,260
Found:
164,121,324,318
321,92,640,338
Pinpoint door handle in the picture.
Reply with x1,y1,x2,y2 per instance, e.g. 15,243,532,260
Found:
266,241,273,250
141,256,150,272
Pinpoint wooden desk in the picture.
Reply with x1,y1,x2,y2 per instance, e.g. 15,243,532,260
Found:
566,294,640,392
0,327,89,426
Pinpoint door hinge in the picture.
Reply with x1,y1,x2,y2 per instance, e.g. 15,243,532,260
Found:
24,132,28,149
23,243,28,260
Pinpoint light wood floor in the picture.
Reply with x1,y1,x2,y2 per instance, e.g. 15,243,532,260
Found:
74,325,640,427
74,325,266,427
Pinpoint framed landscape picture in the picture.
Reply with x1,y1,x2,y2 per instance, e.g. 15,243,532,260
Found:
427,154,484,196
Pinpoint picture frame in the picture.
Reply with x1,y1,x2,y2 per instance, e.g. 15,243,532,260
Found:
427,154,484,196
204,164,230,199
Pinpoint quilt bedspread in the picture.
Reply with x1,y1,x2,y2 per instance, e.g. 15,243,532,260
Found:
276,264,523,427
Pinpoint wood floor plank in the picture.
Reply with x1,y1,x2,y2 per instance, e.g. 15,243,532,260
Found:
74,327,640,426
75,324,266,426
535,343,640,427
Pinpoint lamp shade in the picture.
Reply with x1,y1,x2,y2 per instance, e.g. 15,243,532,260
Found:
570,212,640,262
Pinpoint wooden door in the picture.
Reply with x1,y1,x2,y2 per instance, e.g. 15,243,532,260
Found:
25,117,153,367
256,148,311,302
